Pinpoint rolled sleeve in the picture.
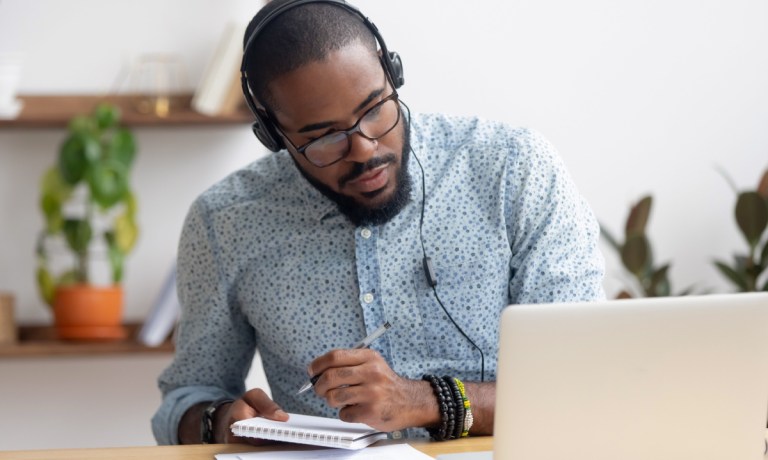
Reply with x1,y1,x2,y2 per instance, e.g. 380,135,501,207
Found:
151,385,235,445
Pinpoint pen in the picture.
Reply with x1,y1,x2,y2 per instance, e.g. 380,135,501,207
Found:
296,321,392,395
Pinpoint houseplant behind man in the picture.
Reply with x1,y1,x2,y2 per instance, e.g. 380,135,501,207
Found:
37,103,139,340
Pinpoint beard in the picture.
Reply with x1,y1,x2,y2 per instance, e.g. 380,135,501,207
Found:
295,122,412,227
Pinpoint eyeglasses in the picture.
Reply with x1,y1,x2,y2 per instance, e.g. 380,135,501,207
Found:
282,92,401,168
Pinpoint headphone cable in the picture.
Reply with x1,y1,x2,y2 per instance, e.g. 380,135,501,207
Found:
403,101,485,382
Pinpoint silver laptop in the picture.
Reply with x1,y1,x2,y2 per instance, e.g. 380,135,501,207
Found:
490,293,768,460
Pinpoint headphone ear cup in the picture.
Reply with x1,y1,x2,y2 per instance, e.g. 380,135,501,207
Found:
251,113,284,152
386,51,404,88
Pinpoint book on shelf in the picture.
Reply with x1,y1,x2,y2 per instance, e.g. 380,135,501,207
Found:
229,413,388,450
137,264,180,347
192,21,247,116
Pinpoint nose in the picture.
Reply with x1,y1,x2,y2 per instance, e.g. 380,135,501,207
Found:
343,132,377,164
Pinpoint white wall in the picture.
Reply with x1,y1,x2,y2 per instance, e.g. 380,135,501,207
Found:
0,0,766,450
0,352,268,450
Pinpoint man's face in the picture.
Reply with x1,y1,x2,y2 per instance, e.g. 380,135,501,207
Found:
267,43,410,225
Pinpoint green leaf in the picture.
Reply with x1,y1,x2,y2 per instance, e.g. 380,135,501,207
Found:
761,277,768,292
106,128,136,169
58,133,100,184
36,266,55,307
599,223,621,252
40,194,64,234
625,195,653,238
87,159,128,209
734,254,750,271
124,190,138,217
113,211,139,254
735,191,768,247
649,264,671,297
107,243,125,284
39,167,72,234
756,169,768,200
40,166,72,201
715,165,739,194
67,114,96,135
57,269,81,286
94,103,121,130
714,260,748,291
622,234,650,275
654,277,671,297
58,135,88,184
62,218,92,254
760,240,768,271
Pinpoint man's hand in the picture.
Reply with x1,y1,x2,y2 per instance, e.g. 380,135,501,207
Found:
219,388,289,444
308,348,440,432
180,388,290,444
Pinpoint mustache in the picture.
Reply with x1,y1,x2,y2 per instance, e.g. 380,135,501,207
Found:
338,153,397,188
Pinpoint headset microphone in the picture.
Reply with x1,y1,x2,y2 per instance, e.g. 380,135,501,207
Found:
423,257,437,288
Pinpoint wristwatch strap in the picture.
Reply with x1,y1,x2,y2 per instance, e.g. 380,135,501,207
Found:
201,399,234,444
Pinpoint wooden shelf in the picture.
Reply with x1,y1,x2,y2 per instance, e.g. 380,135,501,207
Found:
0,322,174,358
0,94,253,128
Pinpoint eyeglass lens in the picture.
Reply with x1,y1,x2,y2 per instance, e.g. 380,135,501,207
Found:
304,97,400,167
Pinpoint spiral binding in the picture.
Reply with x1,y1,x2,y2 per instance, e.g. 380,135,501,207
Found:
235,424,350,448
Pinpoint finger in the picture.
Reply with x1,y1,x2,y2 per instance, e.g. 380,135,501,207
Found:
225,390,289,444
241,388,289,421
314,363,364,393
324,383,365,408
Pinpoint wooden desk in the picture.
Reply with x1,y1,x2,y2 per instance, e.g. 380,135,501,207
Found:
0,437,492,459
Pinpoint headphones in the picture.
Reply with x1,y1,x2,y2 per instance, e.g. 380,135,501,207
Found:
240,0,405,152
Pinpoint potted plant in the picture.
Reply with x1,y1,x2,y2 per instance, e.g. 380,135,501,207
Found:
713,168,768,292
601,195,695,298
35,103,139,340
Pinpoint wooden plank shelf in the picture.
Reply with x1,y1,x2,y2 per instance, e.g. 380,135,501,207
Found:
0,94,253,128
0,322,174,358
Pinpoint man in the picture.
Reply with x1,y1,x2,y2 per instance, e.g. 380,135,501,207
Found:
152,0,605,445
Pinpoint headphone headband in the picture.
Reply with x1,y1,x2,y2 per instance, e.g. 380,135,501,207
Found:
240,0,404,152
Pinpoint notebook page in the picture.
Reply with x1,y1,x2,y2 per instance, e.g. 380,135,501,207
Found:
215,443,435,460
232,413,379,440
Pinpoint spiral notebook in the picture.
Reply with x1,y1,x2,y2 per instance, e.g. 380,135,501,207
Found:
230,413,387,450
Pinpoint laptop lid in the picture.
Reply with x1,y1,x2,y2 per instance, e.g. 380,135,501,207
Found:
494,293,768,460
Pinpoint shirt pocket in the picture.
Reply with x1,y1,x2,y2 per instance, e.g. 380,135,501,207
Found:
417,293,491,361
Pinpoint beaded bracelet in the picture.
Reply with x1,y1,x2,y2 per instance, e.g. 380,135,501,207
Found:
439,376,456,440
424,374,473,441
423,374,450,441
444,376,465,439
454,377,473,437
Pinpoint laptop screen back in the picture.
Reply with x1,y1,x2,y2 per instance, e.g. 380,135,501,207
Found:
494,293,768,460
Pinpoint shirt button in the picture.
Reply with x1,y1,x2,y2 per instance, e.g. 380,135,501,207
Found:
361,228,372,239
362,293,374,303
391,430,403,439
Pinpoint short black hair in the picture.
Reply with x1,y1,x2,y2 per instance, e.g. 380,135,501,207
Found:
243,0,378,110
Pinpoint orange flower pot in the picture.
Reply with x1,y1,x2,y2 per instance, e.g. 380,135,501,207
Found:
53,284,127,341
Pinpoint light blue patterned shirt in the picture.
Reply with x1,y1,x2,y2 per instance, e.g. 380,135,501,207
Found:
152,113,605,444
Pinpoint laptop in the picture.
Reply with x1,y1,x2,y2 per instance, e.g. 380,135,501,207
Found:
489,293,768,460
493,293,768,460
